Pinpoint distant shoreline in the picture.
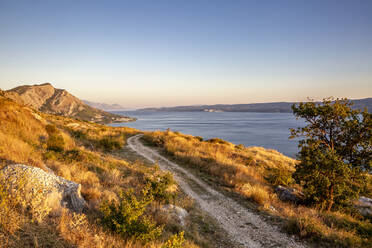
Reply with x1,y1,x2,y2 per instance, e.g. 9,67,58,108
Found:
137,98,372,113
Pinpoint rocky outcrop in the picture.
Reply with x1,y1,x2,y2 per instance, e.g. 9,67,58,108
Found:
159,204,188,226
5,83,135,124
0,164,86,213
275,185,304,204
356,196,372,217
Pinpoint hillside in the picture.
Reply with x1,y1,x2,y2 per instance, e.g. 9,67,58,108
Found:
4,83,135,124
0,92,223,247
141,98,372,113
0,91,371,247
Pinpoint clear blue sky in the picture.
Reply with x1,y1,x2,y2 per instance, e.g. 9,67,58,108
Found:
0,0,371,108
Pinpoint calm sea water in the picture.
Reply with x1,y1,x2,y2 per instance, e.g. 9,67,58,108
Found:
110,111,305,157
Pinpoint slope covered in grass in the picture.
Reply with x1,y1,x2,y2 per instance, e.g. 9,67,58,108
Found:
0,93,219,248
143,130,372,248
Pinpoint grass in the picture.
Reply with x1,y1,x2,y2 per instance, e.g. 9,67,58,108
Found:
143,130,372,248
0,94,218,248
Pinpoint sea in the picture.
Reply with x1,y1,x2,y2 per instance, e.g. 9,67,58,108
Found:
110,111,305,158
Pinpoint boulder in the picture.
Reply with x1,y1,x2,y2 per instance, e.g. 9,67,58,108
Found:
0,164,86,214
159,204,188,226
275,185,304,204
355,196,372,217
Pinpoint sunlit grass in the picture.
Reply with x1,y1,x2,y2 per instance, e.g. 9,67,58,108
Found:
144,130,372,248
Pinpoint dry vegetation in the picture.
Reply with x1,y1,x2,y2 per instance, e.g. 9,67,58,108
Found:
143,130,372,248
0,94,218,248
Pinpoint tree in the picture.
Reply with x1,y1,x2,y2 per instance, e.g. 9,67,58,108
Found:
290,98,371,211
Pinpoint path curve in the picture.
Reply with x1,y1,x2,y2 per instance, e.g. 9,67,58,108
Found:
127,134,306,248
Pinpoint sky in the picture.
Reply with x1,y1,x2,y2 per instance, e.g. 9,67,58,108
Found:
0,0,371,108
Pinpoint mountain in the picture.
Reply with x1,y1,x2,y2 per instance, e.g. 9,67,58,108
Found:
4,83,136,124
141,98,372,113
83,100,125,111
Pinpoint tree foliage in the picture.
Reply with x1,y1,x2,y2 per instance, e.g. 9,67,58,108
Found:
291,98,371,211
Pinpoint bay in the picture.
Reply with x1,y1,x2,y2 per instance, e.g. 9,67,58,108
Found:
110,111,305,157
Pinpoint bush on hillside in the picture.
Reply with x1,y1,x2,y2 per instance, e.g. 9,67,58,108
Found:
206,138,230,145
45,124,58,134
98,136,123,151
145,172,177,204
266,168,294,186
64,149,84,162
162,231,185,248
99,189,163,243
47,133,65,152
45,124,65,152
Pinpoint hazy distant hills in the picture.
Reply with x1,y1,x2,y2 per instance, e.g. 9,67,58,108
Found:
83,100,125,111
4,83,135,124
141,98,372,113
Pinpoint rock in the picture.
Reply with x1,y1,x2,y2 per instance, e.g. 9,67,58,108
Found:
0,164,86,214
355,196,372,217
275,185,304,204
159,204,188,226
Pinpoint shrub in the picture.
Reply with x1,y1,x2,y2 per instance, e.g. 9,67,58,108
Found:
45,124,65,152
206,138,229,145
100,189,163,243
145,172,177,203
70,129,86,139
266,168,294,186
99,136,122,151
64,149,84,162
45,124,58,134
162,232,185,248
235,144,245,150
47,133,65,152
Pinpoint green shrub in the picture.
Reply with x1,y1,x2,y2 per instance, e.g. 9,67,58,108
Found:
70,129,86,139
47,133,65,152
235,144,245,150
45,124,65,152
145,172,177,203
162,232,185,248
195,136,203,142
266,168,294,186
100,190,163,243
64,149,84,162
99,136,122,151
206,138,229,145
43,150,58,161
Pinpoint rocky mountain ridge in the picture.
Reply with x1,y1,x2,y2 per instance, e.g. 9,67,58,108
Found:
4,83,135,124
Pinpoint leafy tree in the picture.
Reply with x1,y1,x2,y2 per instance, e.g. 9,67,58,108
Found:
290,98,371,211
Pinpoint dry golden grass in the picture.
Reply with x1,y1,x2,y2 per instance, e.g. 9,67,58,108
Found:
0,95,205,248
0,97,46,168
144,130,372,248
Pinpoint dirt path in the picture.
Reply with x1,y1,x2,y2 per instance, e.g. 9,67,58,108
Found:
127,134,306,248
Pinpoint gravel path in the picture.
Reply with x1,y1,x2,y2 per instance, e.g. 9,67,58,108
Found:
127,134,306,248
